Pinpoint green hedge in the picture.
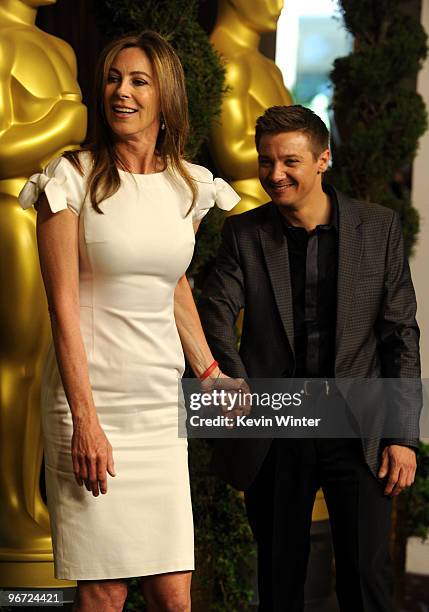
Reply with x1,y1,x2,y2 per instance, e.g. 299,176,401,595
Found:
329,0,427,254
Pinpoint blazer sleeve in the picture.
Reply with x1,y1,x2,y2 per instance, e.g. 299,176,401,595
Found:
198,217,248,378
375,210,421,448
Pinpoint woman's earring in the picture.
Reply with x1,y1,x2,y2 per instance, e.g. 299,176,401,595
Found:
160,119,166,131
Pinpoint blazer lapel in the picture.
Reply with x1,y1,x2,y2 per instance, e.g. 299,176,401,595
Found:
259,204,295,354
335,191,363,371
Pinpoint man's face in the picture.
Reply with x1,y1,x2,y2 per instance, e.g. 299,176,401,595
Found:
258,131,330,210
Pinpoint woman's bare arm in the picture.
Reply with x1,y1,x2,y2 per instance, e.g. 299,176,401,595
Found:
174,273,220,378
37,195,115,496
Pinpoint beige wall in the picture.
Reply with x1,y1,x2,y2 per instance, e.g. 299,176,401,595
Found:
404,6,429,575
411,0,429,377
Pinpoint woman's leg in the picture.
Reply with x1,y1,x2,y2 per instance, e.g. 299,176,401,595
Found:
74,579,128,612
141,570,192,612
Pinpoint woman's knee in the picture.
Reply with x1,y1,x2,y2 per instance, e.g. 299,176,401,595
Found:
76,580,128,611
145,593,191,612
141,571,191,612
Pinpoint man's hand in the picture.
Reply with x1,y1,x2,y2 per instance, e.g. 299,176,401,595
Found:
378,444,417,496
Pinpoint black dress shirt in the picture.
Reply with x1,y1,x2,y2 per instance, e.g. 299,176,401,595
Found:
279,184,339,378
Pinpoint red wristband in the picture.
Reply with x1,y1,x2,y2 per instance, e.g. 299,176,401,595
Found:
199,360,219,381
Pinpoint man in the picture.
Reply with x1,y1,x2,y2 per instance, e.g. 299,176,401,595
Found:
198,105,420,611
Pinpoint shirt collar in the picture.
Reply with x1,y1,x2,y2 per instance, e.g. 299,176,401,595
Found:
322,183,339,231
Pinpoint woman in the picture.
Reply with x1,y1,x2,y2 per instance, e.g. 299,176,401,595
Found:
19,31,240,611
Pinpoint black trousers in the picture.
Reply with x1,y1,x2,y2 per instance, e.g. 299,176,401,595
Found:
244,438,393,612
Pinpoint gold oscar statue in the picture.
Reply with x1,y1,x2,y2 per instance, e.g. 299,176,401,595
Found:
210,0,293,214
0,0,86,586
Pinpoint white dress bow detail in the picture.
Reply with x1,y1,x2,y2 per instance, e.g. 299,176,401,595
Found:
213,177,241,210
18,158,68,213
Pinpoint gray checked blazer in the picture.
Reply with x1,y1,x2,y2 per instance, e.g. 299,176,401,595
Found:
198,186,421,490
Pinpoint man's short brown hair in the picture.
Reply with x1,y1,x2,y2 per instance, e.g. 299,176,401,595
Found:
255,105,330,159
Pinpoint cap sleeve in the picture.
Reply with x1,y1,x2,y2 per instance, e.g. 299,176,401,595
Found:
18,156,85,216
187,163,240,223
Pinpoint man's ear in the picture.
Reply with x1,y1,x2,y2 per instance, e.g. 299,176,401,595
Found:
318,148,330,173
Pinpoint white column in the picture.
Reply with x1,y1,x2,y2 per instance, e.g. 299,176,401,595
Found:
411,0,429,378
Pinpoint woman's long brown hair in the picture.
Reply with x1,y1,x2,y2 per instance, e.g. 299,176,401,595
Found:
65,31,197,214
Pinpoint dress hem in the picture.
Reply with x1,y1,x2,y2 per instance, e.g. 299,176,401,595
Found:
54,559,195,581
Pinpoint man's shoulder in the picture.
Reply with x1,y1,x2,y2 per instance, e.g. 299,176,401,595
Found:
354,199,395,222
334,186,397,227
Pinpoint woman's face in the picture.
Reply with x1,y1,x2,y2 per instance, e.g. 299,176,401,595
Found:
103,47,161,143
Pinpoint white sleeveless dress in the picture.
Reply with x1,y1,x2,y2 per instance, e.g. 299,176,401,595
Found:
19,153,239,580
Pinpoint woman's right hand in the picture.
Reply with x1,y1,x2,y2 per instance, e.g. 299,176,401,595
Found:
71,417,116,496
